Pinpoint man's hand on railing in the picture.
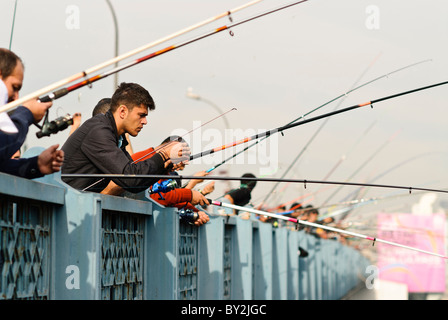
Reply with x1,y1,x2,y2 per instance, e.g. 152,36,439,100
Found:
37,144,64,175
194,211,210,226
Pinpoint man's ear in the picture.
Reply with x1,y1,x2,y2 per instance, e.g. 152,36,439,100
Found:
118,105,128,119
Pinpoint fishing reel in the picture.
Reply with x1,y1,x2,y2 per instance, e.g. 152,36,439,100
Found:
149,179,178,200
178,207,199,225
35,111,74,138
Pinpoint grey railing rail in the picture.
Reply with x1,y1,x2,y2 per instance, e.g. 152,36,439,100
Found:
0,170,370,300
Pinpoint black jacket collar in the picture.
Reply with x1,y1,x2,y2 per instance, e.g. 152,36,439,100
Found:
105,110,128,150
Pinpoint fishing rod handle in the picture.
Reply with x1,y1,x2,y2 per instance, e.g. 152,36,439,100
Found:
38,88,69,103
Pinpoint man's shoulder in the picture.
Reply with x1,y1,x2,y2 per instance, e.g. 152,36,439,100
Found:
62,114,113,151
81,114,114,135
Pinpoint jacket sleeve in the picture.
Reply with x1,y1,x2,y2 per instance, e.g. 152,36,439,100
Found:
0,106,34,162
0,156,44,179
132,147,155,163
149,187,193,206
80,124,165,192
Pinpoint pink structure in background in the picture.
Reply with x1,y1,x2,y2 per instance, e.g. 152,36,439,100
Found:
376,213,446,293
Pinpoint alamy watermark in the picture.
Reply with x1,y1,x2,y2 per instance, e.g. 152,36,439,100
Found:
365,265,379,289
365,5,380,30
65,265,80,290
169,121,280,176
65,5,80,30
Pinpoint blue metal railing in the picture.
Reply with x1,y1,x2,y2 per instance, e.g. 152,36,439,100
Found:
0,170,370,300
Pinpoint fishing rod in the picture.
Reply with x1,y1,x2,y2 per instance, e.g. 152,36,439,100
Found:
31,0,309,142
0,0,263,113
320,129,400,207
189,79,448,161
259,54,382,206
269,165,379,213
316,188,427,222
204,59,430,182
274,120,378,210
333,152,444,221
37,0,309,104
9,0,18,50
321,120,377,182
207,199,448,259
343,152,443,202
249,59,429,207
132,107,237,163
319,178,442,226
255,60,428,206
241,177,436,216
61,173,448,196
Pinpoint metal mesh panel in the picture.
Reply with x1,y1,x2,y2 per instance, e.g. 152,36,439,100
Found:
101,210,144,300
223,225,233,300
0,195,51,300
178,221,198,300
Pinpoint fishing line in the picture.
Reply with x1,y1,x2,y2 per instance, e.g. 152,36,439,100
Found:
9,0,18,50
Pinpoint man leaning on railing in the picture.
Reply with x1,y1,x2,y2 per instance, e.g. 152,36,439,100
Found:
0,48,64,178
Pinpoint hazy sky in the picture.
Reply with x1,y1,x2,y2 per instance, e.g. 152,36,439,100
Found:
1,0,448,215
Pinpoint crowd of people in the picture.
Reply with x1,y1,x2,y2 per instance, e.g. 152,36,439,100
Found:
0,47,350,241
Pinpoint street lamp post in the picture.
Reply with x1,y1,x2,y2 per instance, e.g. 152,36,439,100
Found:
105,0,119,89
186,87,231,130
186,87,232,192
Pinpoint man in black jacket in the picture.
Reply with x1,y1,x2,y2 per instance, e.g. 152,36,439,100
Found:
61,82,190,193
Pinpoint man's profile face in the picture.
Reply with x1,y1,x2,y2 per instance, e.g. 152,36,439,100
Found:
123,104,148,137
1,61,24,102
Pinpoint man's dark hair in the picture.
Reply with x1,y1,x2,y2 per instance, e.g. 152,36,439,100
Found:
92,98,111,116
0,48,23,78
241,173,257,190
110,82,155,113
